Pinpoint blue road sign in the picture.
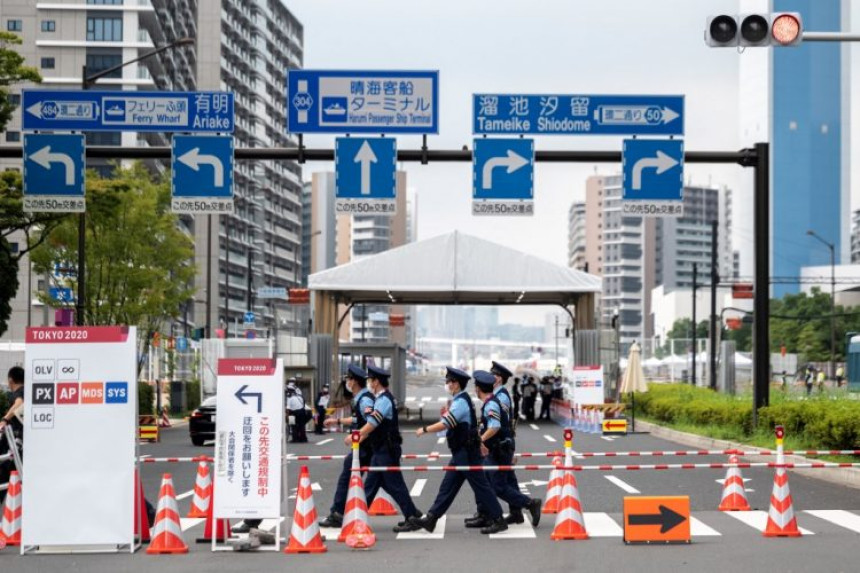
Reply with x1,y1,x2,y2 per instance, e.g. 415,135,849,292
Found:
171,135,234,214
22,90,234,132
622,139,684,216
287,70,439,134
473,94,683,136
244,311,255,324
335,137,397,204
176,337,188,352
23,133,85,213
49,287,74,303
472,138,534,200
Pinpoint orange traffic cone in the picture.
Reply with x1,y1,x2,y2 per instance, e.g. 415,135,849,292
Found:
718,455,751,511
542,456,564,514
368,488,398,516
196,482,231,543
550,471,588,540
763,465,801,537
187,462,212,518
285,466,327,554
134,470,151,543
0,471,22,547
146,474,189,554
338,473,375,544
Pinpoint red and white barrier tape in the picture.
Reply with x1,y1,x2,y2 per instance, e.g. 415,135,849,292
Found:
140,456,213,463
350,461,860,472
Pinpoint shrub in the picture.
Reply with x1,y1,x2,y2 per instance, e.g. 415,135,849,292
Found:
138,381,154,416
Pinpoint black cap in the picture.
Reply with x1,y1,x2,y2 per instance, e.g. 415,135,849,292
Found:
445,366,470,388
490,361,513,382
347,364,368,381
367,365,390,386
473,370,496,391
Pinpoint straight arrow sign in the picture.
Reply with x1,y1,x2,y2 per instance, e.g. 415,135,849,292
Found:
627,504,686,534
354,140,378,195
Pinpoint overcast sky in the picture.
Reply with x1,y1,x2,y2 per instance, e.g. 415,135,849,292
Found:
285,0,859,326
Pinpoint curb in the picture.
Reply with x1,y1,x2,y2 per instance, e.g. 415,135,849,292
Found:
634,419,860,491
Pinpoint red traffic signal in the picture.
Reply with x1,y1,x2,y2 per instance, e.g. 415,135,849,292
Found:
732,283,754,300
389,314,406,327
775,425,785,440
564,428,573,441
288,288,310,304
705,13,802,47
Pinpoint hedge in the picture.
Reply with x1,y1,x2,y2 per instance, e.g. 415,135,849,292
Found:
186,380,201,413
138,381,154,416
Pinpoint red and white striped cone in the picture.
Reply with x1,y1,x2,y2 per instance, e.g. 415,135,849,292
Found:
0,471,22,547
187,461,212,518
763,465,801,537
367,488,398,516
542,456,564,514
550,471,588,540
285,466,326,554
146,473,189,554
718,455,751,511
338,473,375,543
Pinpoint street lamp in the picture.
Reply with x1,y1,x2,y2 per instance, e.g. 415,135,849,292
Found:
612,308,620,398
75,37,195,326
806,229,836,382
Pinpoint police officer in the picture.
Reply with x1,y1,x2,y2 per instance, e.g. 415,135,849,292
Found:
410,367,507,534
314,383,330,435
539,376,554,420
490,361,528,524
522,376,538,421
512,376,522,421
318,365,375,528
358,365,424,533
0,366,24,506
286,380,308,443
474,370,542,526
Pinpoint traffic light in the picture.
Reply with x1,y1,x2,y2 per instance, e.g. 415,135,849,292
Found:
705,13,802,47
288,288,310,304
388,314,406,327
732,283,754,300
191,327,205,341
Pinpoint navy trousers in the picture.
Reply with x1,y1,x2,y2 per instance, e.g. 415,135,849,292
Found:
364,446,419,518
330,448,373,515
487,447,530,509
429,448,502,519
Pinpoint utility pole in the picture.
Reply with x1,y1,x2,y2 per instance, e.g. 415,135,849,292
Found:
554,315,559,366
710,220,719,391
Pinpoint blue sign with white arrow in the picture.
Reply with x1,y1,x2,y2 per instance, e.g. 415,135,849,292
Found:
23,133,85,213
244,311,255,325
49,287,74,303
473,94,683,136
287,70,439,134
622,139,684,217
22,90,234,132
335,138,397,215
171,135,234,214
472,138,535,216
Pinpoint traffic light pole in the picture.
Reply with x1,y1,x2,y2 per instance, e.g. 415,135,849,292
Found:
1,143,771,425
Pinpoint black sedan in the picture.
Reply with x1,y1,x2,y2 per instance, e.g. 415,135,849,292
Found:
189,396,216,446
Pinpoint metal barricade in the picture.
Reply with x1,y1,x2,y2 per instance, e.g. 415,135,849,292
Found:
1,423,23,490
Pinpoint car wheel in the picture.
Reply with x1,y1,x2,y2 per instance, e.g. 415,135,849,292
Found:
191,435,205,446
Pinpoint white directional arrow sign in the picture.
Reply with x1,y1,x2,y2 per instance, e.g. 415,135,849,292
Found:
481,149,530,190
630,150,679,191
177,147,224,187
354,140,378,195
29,145,76,186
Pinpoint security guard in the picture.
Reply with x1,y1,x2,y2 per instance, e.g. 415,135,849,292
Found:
490,360,528,524
474,370,542,527
358,364,424,533
410,367,507,534
318,364,375,528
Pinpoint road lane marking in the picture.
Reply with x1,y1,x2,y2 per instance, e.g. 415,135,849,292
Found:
316,438,333,446
436,437,446,445
715,477,754,492
421,397,432,402
604,475,640,494
804,510,860,533
176,489,195,501
436,397,447,403
397,515,446,539
180,517,205,531
490,519,535,539
140,454,152,459
320,526,341,541
583,512,623,537
406,396,416,401
543,435,557,443
601,436,616,442
410,479,427,497
529,424,539,431
690,516,721,536
724,510,814,534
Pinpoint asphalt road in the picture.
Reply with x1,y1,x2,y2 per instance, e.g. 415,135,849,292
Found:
5,379,860,572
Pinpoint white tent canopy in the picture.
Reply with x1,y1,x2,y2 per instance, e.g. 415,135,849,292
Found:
308,230,602,305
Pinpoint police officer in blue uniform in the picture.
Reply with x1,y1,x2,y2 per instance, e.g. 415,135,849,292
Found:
358,365,424,533
318,364,375,528
409,367,507,535
474,370,542,527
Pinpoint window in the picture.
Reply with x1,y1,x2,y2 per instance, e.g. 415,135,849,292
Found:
5,131,20,143
41,20,56,32
88,0,124,4
41,57,55,69
87,17,123,42
7,20,22,32
9,94,20,106
86,52,122,78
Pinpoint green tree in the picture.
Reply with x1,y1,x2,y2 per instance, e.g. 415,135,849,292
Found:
0,31,40,132
770,288,840,361
663,318,709,354
30,163,195,338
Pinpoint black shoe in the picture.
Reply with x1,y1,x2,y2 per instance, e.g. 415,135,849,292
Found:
409,512,438,533
393,519,423,533
397,510,423,527
480,517,509,534
505,510,525,525
231,521,252,534
464,514,490,528
527,498,542,527
318,512,343,528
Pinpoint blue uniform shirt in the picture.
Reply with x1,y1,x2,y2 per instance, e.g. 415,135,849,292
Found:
482,398,502,430
367,391,394,427
441,391,472,429
494,385,512,413
354,387,375,423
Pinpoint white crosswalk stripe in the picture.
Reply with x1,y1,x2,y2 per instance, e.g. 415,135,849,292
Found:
180,517,205,531
410,478,427,498
316,438,333,446
421,397,432,402
690,516,721,536
489,520,536,539
604,475,639,494
436,397,448,403
397,515,447,539
723,510,815,535
583,512,624,537
804,510,860,533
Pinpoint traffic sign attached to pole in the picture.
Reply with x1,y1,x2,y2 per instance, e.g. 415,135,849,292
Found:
23,133,86,213
335,137,397,215
472,138,534,216
171,135,234,214
622,139,684,217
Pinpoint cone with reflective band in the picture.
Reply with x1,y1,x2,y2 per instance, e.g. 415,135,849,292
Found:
285,466,326,554
196,482,230,543
763,466,801,537
134,470,151,543
0,471,22,547
147,473,189,554
550,471,588,540
718,455,751,511
345,518,376,550
368,488,398,516
338,473,374,542
542,456,564,514
187,461,212,518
